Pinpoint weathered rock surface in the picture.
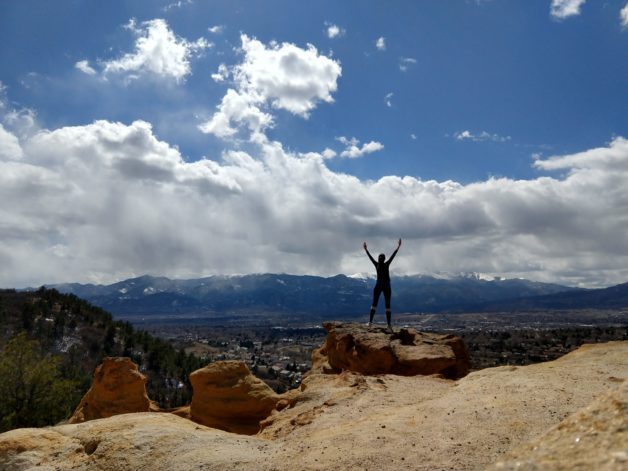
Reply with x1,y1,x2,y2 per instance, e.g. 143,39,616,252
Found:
69,357,157,423
312,321,470,378
1,341,626,470
0,413,268,471
189,360,283,434
490,378,628,470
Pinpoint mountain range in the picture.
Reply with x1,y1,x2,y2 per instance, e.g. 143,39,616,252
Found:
472,280,628,312
44,273,628,321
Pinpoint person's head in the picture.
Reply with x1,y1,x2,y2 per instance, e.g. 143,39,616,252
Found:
378,253,385,263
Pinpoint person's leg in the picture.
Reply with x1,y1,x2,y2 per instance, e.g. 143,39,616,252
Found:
369,284,383,325
384,285,392,328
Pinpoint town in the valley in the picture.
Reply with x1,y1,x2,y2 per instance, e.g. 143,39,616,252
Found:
144,308,628,393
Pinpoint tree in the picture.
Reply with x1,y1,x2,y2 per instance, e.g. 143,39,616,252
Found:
103,325,116,355
0,332,81,432
0,297,6,323
20,302,35,331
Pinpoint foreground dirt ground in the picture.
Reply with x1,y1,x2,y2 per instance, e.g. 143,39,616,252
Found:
1,341,626,470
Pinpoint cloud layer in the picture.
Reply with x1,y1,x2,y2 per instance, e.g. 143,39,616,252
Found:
2,22,627,289
2,87,628,288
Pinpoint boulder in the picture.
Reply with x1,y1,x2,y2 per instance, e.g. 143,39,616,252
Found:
69,357,157,423
312,321,469,378
189,360,282,434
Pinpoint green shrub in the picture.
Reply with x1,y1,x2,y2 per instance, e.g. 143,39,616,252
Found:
0,332,81,431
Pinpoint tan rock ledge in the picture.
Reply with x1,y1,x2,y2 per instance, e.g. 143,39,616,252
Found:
312,321,470,378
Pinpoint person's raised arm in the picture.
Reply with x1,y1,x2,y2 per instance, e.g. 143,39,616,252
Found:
387,238,402,265
363,241,377,266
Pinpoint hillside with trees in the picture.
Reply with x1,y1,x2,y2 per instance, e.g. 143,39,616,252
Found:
0,288,205,432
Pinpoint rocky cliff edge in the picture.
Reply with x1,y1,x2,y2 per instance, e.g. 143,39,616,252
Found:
0,329,626,470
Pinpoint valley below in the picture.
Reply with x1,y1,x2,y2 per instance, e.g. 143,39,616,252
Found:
1,285,626,469
145,309,628,392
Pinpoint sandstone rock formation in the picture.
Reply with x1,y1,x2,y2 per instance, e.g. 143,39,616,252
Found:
490,378,628,470
312,321,470,378
1,341,626,470
69,357,157,423
189,360,284,434
0,413,268,471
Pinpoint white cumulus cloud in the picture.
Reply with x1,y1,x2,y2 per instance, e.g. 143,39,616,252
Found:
211,63,229,82
399,57,417,72
325,22,345,39
384,92,393,108
533,137,628,172
454,130,511,143
198,88,273,138
376,37,386,51
102,18,211,82
235,35,341,116
337,136,384,158
74,60,96,75
322,148,337,159
162,0,193,12
199,35,341,139
550,0,587,20
0,124,23,160
621,3,628,27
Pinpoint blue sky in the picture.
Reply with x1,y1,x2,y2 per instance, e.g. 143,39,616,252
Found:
1,0,628,288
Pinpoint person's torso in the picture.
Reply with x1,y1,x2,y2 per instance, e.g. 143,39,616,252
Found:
375,262,391,284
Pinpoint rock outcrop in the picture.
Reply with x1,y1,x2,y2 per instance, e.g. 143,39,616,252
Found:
0,413,268,471
67,357,294,435
69,357,157,423
189,360,284,435
312,321,470,378
0,341,626,470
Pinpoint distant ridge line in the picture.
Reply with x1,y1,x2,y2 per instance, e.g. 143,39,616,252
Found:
33,273,626,319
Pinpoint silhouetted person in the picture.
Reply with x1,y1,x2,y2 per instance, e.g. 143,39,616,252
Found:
363,238,401,332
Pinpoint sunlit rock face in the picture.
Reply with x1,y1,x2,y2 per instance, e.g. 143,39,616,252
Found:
189,360,282,435
312,321,470,378
69,357,157,423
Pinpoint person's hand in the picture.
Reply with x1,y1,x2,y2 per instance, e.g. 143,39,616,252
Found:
363,241,367,250
398,238,402,248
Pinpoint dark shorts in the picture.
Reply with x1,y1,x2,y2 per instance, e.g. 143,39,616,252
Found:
372,282,392,310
